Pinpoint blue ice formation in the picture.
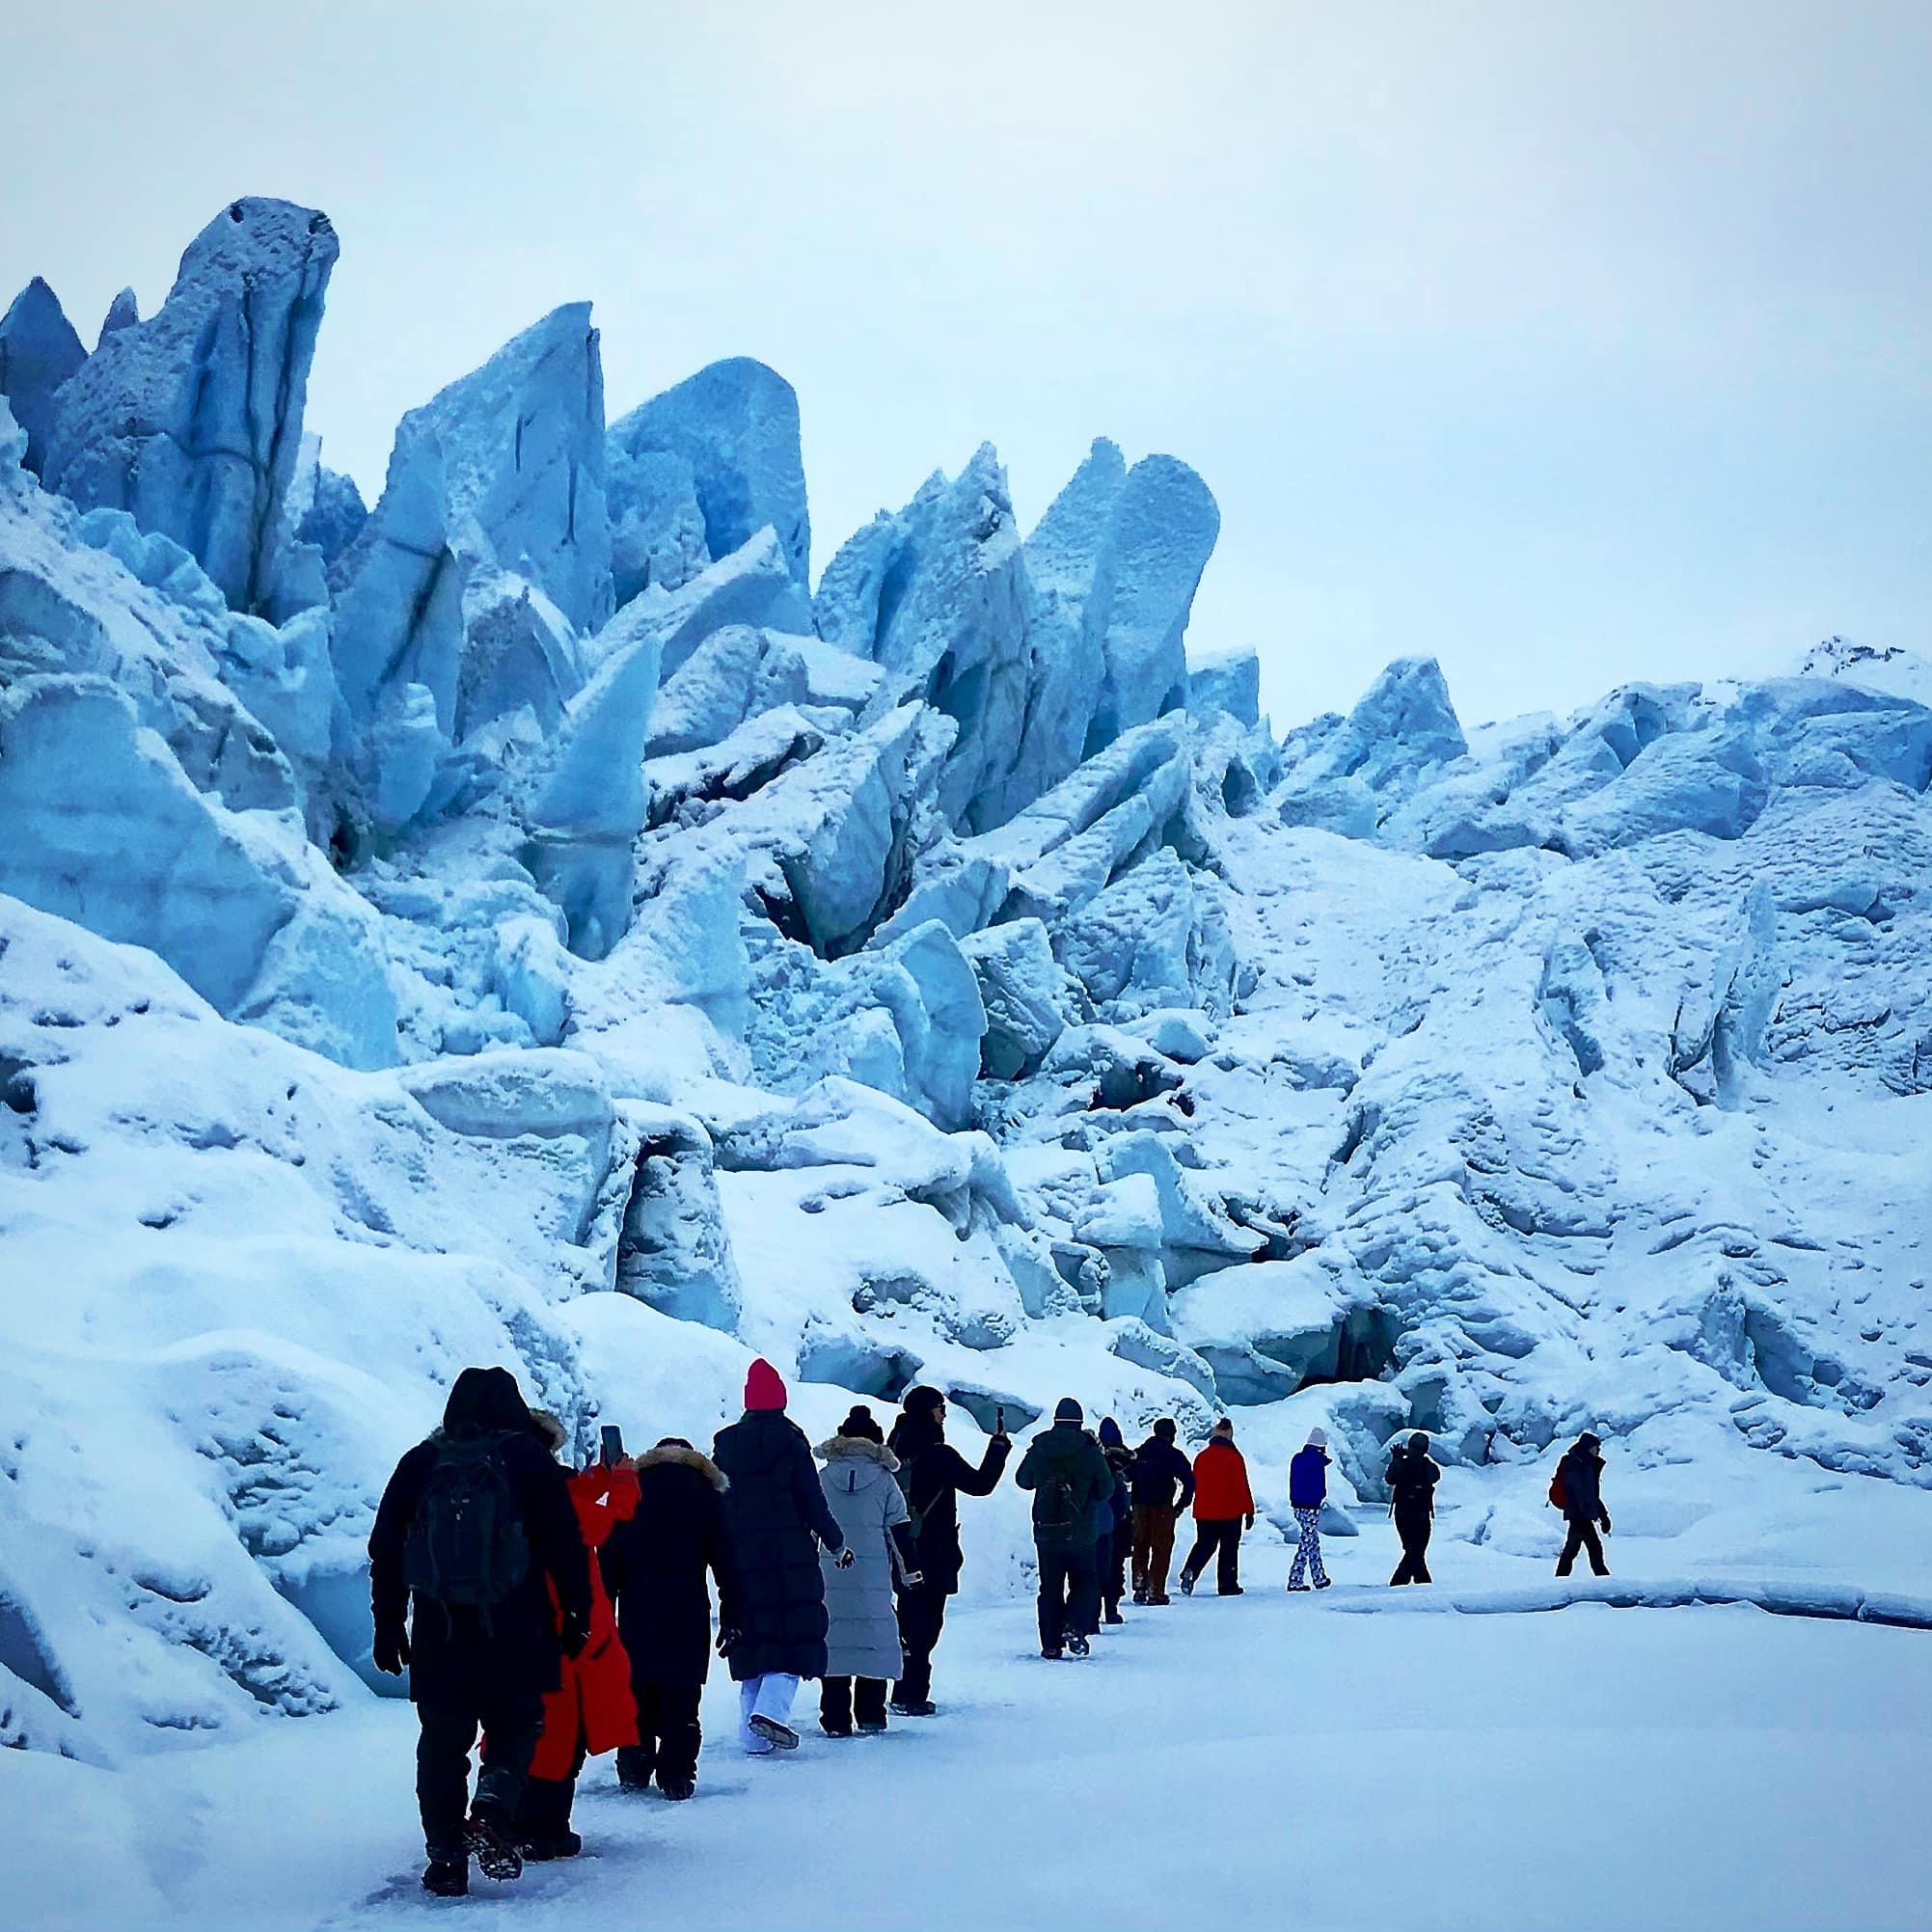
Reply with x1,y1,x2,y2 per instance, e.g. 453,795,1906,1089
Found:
608,358,809,606
0,277,87,477
43,200,338,616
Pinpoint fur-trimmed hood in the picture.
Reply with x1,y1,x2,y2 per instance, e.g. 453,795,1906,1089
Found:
635,1443,729,1492
816,1434,901,1472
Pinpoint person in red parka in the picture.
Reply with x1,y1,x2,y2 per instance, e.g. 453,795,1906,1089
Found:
1178,1417,1255,1597
515,1414,640,1860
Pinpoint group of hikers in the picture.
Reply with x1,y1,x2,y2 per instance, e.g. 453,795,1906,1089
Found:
369,1361,1615,1896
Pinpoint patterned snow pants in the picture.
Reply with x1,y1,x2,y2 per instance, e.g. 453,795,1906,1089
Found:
1288,1506,1330,1589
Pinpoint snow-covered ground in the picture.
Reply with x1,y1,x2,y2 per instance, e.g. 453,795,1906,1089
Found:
14,1555,1930,1932
5,197,1932,1931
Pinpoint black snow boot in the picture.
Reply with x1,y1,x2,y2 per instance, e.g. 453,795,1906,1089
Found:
1180,1570,1197,1596
422,1859,468,1897
890,1696,938,1717
465,1812,525,1884
658,1774,695,1801
615,1746,653,1791
1103,1606,1127,1625
522,1830,583,1862
1066,1629,1091,1657
1040,1644,1064,1660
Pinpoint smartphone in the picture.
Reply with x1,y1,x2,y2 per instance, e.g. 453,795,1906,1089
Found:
599,1424,624,1466
995,1405,1006,1434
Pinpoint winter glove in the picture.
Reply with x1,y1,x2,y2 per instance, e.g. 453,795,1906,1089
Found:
834,1546,857,1569
1244,1512,1256,1532
1599,1513,1612,1535
716,1625,741,1658
373,1626,410,1676
558,1610,590,1661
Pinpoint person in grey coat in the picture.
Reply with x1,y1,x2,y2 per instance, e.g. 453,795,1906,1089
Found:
816,1405,912,1735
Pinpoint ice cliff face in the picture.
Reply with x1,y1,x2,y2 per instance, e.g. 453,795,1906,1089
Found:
3,201,1930,1759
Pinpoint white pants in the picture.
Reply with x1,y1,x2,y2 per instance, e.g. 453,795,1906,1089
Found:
738,1673,801,1754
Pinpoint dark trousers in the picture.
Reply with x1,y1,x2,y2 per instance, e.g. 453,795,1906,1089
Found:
1391,1510,1432,1585
1131,1504,1179,1600
1182,1517,1243,1593
821,1675,888,1729
615,1678,702,1790
1557,1517,1609,1577
894,1582,948,1702
1037,1542,1098,1649
416,1694,542,1860
517,1747,584,1840
1100,1522,1129,1612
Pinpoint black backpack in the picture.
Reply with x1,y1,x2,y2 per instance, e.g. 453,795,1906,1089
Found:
1033,1467,1085,1552
403,1431,531,1609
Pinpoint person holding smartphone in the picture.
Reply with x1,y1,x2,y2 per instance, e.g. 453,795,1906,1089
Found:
885,1386,1012,1715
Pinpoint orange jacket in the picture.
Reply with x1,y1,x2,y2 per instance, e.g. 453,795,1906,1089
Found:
1190,1439,1255,1520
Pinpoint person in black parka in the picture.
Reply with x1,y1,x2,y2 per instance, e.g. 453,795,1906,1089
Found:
369,1367,591,1897
601,1437,741,1800
1096,1418,1135,1624
711,1359,850,1754
885,1385,1011,1715
1386,1430,1441,1585
1129,1418,1195,1605
1554,1430,1612,1577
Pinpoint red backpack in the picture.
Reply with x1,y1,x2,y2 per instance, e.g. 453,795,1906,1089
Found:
1546,1465,1567,1511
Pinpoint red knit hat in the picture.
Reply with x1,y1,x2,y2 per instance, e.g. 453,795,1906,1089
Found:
745,1359,787,1412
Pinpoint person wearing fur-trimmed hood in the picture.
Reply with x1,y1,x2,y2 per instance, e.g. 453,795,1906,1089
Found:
600,1435,741,1800
815,1406,912,1735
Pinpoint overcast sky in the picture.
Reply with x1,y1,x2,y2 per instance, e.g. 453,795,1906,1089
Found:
8,1,1929,728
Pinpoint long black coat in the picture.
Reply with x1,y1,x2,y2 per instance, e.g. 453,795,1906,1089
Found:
1386,1445,1440,1531
368,1367,590,1707
712,1410,846,1681
885,1414,1011,1596
599,1444,742,1686
1559,1443,1606,1521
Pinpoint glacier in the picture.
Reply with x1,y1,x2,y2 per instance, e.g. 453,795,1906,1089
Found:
2,196,1932,1816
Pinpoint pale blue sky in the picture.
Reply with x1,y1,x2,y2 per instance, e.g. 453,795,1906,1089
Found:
8,1,1929,727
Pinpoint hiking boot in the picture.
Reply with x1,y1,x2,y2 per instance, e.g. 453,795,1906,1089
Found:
1131,1590,1148,1607
1287,1580,1312,1592
1103,1607,1126,1624
821,1719,854,1739
857,1718,887,1734
748,1714,800,1752
1067,1631,1091,1657
1221,1585,1245,1596
890,1697,937,1717
1040,1645,1064,1659
521,1832,582,1862
1314,1577,1333,1591
615,1747,653,1791
657,1775,695,1802
464,1813,524,1883
1179,1571,1197,1596
1147,1594,1172,1606
422,1860,468,1898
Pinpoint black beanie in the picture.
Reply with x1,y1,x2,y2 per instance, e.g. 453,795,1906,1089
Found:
841,1404,884,1444
1054,1397,1084,1424
1153,1417,1178,1442
904,1384,945,1417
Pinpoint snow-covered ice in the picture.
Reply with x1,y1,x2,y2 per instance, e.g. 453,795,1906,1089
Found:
3,194,1931,1932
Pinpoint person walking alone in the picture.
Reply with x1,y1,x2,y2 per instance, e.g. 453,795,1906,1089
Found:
1386,1431,1439,1586
712,1360,852,1754
1552,1430,1612,1578
885,1386,1010,1716
1015,1399,1114,1657
1287,1428,1334,1591
601,1435,741,1802
1096,1418,1135,1624
368,1367,591,1897
1178,1418,1254,1597
816,1405,910,1736
1129,1417,1195,1605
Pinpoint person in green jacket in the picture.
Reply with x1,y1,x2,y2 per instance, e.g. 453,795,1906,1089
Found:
1014,1399,1115,1659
